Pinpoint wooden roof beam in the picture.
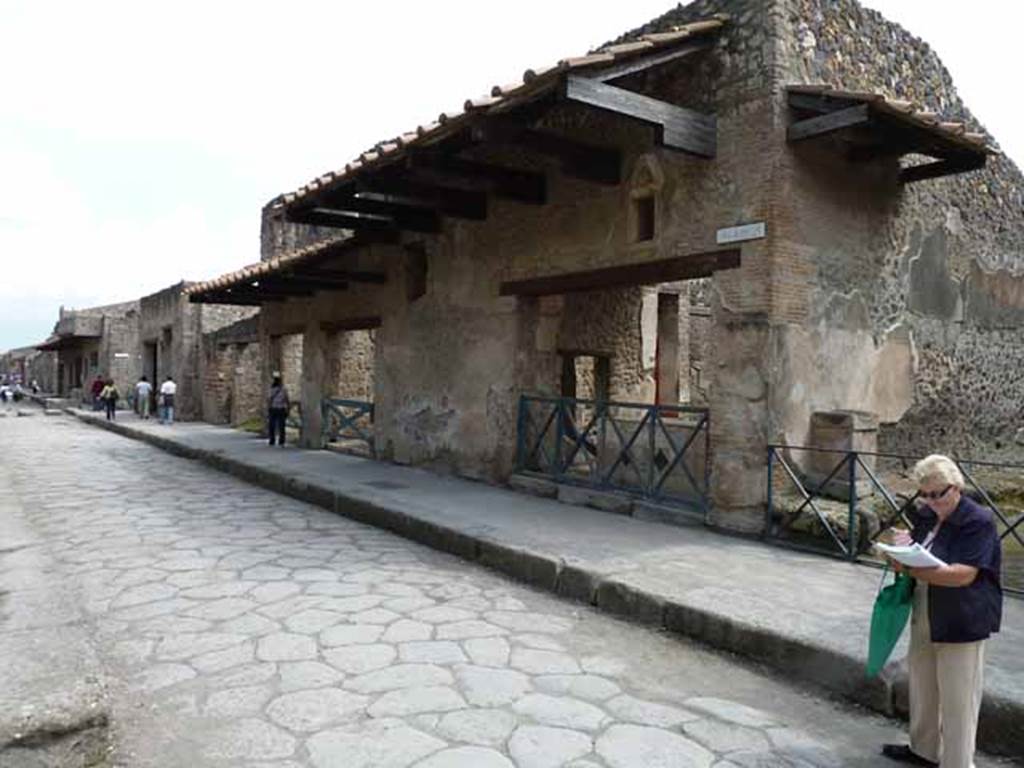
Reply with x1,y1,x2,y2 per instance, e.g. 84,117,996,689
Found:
473,118,621,185
355,180,488,221
287,206,440,235
564,76,716,158
588,38,714,83
407,151,547,205
787,104,871,142
901,155,986,184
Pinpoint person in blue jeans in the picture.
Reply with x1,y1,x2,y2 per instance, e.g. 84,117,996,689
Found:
159,376,177,424
267,372,290,447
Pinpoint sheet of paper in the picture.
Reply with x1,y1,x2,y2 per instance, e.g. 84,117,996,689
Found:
875,542,947,568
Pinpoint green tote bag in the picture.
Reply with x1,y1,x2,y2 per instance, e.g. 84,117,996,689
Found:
866,568,914,678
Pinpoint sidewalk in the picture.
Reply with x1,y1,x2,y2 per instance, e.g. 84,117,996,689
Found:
67,407,1024,758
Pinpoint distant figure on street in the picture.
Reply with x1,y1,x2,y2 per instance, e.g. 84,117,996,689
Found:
159,376,177,425
90,376,105,411
99,378,119,421
135,376,153,420
267,372,290,447
30,379,39,395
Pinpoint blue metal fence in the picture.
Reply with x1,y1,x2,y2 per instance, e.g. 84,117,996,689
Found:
766,444,1024,596
515,395,710,513
321,398,375,457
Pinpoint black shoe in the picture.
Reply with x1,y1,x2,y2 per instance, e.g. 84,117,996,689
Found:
882,744,938,767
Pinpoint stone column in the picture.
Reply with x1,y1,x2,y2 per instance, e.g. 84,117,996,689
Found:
655,292,680,405
299,320,327,449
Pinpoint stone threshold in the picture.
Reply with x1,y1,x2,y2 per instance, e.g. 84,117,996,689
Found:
64,408,1024,759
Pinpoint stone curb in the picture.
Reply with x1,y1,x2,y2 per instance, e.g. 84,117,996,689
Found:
65,409,1024,758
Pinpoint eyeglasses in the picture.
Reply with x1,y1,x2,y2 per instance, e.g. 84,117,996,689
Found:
918,484,954,501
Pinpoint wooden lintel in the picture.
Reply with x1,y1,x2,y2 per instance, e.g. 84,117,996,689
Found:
589,39,713,83
320,316,383,333
499,249,741,297
900,155,986,184
473,119,621,185
565,76,716,158
407,152,546,205
787,103,871,142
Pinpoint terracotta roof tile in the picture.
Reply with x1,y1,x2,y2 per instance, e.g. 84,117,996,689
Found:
787,84,995,154
185,234,356,298
273,16,726,209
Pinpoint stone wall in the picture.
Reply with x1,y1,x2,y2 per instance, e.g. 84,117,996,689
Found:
775,0,1024,458
141,284,258,420
199,315,262,426
329,330,375,401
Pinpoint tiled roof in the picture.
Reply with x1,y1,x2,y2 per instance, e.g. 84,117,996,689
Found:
787,84,997,154
184,233,354,297
278,17,728,209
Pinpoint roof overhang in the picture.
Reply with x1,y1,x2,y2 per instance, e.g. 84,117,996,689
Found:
186,233,389,305
277,18,726,234
786,85,996,183
36,334,100,351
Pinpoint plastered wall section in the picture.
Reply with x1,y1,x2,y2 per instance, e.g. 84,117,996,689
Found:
773,0,1024,459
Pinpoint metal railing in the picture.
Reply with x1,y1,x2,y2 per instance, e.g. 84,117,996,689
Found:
515,395,710,513
321,398,375,457
766,444,1024,596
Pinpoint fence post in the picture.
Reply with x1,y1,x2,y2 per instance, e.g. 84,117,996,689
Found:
847,450,857,561
320,399,327,445
554,398,565,479
765,445,774,538
703,412,711,518
515,395,527,472
647,406,657,495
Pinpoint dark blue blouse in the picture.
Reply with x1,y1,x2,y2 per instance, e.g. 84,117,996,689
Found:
910,495,1003,643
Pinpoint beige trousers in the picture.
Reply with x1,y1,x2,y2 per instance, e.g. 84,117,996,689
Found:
909,585,986,768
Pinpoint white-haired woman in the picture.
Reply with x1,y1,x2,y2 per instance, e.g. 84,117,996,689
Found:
883,454,1002,768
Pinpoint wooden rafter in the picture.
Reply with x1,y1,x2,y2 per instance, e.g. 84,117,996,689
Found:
787,104,870,142
472,118,621,185
407,151,547,205
588,38,713,83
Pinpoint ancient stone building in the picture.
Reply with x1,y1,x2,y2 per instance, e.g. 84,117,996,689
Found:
0,345,56,391
188,0,1018,531
37,301,141,405
138,282,257,420
199,314,264,426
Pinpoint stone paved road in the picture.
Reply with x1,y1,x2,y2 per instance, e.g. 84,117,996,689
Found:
0,414,1013,767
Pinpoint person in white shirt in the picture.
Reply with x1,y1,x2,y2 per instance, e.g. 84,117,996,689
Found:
135,376,153,420
159,376,177,425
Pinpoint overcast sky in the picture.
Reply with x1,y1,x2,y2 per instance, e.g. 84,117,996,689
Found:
1,1,1021,351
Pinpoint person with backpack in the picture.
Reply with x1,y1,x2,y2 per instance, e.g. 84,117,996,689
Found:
100,378,119,421
267,371,290,447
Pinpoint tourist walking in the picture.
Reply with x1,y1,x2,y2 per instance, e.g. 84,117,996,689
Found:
135,376,153,420
99,378,119,421
267,372,290,447
159,376,177,425
882,454,1002,768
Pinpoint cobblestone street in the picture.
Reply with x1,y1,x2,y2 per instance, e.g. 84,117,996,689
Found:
0,414,1011,767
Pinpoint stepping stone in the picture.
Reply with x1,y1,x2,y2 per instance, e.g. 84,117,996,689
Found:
508,725,592,768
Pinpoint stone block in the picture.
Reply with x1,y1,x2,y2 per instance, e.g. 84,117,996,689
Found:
804,410,878,501
594,579,665,626
476,540,560,591
631,501,705,527
556,485,632,515
508,474,558,499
